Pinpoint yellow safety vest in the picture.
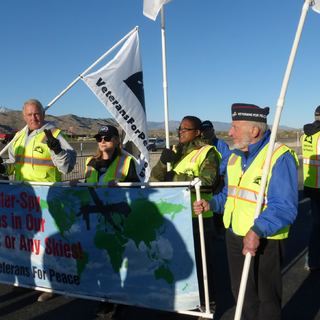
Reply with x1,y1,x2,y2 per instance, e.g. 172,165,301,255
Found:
224,142,299,239
85,154,132,183
301,131,320,188
12,128,62,182
173,145,215,218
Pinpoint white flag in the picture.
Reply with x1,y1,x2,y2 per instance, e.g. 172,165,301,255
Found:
82,30,150,181
143,0,172,20
312,0,320,13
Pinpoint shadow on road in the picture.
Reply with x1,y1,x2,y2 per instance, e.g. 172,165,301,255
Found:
283,269,320,320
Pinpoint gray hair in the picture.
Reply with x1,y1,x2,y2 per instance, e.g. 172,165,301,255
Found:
23,99,45,115
249,121,268,135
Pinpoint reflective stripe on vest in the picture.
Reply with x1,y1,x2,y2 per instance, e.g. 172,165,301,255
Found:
13,128,61,182
15,155,55,167
302,131,320,188
85,154,132,183
227,185,267,205
224,142,298,239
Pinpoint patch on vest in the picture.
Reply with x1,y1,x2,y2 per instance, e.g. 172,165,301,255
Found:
183,169,194,177
34,146,44,154
304,135,313,144
252,176,261,186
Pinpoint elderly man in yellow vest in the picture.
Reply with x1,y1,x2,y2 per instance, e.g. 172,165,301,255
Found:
301,105,320,272
0,98,76,302
0,99,76,182
194,103,299,320
151,115,220,314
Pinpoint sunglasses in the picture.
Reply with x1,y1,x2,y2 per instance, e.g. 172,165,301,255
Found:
176,127,197,132
96,135,113,143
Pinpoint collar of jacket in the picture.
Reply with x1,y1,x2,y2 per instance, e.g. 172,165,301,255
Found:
303,120,320,136
180,137,208,154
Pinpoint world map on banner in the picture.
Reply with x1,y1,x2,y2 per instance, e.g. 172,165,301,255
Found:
0,184,200,311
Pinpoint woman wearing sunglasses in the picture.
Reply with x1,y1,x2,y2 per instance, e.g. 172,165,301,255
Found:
85,125,139,183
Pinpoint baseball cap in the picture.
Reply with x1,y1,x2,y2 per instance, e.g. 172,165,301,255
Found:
200,120,214,131
94,125,119,139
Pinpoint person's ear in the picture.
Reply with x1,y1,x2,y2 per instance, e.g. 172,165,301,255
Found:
251,126,260,138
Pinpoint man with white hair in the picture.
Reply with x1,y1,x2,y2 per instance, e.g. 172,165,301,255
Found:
0,98,76,182
0,98,76,302
194,103,299,320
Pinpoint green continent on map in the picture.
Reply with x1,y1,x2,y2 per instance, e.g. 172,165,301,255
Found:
77,251,89,275
154,265,174,284
47,189,91,235
123,199,164,248
94,230,128,272
155,200,186,219
47,190,186,284
123,199,185,249
46,189,91,276
91,198,185,282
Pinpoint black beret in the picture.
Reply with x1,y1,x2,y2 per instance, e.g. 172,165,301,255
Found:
231,103,269,123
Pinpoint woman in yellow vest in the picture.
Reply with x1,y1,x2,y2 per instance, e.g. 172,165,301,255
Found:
151,115,220,314
301,105,320,271
86,125,139,317
85,125,139,184
194,103,299,320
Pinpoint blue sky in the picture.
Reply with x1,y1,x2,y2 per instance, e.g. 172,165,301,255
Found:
1,0,319,129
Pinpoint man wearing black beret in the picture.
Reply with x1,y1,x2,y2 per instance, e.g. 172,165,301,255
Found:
194,103,299,320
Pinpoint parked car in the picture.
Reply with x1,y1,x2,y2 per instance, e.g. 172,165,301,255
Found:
147,137,166,151
0,132,16,145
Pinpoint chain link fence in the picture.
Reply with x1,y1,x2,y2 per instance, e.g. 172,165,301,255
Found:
61,155,87,181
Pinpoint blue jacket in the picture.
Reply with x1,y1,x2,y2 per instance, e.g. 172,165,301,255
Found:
212,137,231,176
210,130,298,238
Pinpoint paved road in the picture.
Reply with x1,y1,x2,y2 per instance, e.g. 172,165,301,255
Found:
0,190,319,320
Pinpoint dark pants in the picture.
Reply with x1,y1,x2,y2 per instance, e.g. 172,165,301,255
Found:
225,229,283,320
193,218,216,305
307,190,320,268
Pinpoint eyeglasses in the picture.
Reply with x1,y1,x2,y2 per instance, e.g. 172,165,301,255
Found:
177,127,197,132
96,136,112,143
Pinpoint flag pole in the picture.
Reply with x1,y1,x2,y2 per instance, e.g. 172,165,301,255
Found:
160,6,171,169
45,26,138,110
194,178,211,318
234,1,312,319
0,26,138,157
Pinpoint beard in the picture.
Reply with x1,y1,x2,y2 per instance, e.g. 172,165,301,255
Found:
233,132,251,151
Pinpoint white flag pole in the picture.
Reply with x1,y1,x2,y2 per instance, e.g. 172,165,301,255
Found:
0,26,138,157
234,1,312,319
194,178,211,317
45,26,138,110
160,7,172,172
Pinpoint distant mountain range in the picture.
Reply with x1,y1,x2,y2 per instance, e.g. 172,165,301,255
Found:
145,121,297,132
0,107,298,135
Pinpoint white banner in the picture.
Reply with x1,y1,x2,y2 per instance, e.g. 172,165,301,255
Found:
312,0,320,13
143,0,172,20
82,30,150,181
